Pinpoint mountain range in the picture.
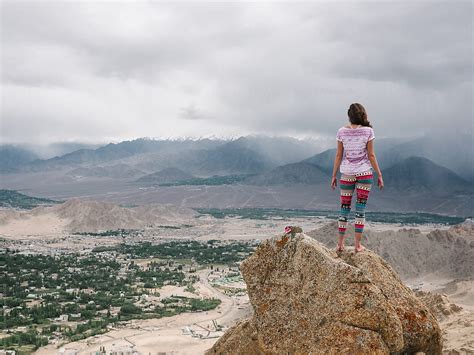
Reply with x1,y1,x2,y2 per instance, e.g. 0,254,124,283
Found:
4,135,472,178
1,135,472,211
3,136,320,176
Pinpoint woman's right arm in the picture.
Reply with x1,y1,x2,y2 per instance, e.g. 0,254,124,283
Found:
367,140,384,189
331,141,344,189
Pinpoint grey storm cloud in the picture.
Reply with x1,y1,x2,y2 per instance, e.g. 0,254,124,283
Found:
0,0,472,144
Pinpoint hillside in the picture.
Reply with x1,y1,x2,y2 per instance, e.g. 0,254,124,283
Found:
0,145,39,172
135,167,196,184
383,156,471,196
377,134,474,181
130,143,276,177
307,220,474,279
218,136,320,166
0,189,60,209
244,162,329,186
49,199,198,232
302,137,410,173
0,198,198,233
302,148,336,174
20,138,225,172
302,135,472,180
191,141,275,175
15,136,320,177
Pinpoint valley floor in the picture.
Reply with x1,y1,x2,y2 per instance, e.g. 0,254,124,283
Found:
0,207,472,354
1,171,471,216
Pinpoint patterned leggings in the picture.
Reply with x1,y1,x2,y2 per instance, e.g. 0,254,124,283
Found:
338,170,374,236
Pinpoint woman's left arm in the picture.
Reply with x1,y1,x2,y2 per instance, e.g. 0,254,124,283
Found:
367,140,384,189
331,141,344,189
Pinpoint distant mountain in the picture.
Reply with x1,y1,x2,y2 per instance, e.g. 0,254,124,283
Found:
302,137,414,173
20,138,225,172
131,137,312,177
0,189,60,209
300,153,471,197
135,167,195,184
244,162,330,186
192,140,275,176
24,142,104,159
14,136,321,176
0,198,198,233
377,134,473,180
10,134,472,185
0,145,39,172
303,149,336,174
221,136,320,166
383,156,472,196
51,198,197,232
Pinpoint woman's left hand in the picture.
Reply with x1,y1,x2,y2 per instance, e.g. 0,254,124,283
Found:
378,175,384,190
331,176,337,190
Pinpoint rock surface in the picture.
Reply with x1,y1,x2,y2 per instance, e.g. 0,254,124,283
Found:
415,290,463,322
207,232,442,355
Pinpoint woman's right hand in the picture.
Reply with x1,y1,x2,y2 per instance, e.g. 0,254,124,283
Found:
331,176,337,190
378,175,384,190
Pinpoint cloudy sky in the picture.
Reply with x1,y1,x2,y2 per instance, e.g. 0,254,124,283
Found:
1,0,472,144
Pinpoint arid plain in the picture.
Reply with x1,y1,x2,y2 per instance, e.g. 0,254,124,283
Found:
0,199,472,354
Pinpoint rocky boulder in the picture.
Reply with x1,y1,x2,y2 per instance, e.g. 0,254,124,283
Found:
207,232,442,354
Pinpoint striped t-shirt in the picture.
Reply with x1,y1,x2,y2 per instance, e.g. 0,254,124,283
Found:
336,126,375,175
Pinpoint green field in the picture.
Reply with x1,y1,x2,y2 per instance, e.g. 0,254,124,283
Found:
0,189,60,209
104,240,256,265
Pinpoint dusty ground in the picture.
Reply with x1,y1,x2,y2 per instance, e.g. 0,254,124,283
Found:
407,277,474,354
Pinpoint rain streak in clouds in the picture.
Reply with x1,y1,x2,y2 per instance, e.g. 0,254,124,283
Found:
1,1,472,144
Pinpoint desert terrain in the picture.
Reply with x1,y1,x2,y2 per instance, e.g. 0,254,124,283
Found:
0,200,472,354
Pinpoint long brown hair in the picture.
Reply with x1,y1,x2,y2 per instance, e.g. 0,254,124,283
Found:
348,103,372,128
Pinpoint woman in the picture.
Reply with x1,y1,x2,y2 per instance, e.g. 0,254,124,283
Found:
331,103,384,253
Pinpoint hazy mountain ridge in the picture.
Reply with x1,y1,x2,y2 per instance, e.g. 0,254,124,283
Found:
244,162,330,186
135,167,195,184
252,154,470,197
8,136,320,176
223,136,321,166
1,136,472,216
121,136,321,176
377,134,474,181
6,135,471,181
112,143,274,177
11,138,225,173
0,145,40,172
302,135,473,181
382,156,472,195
